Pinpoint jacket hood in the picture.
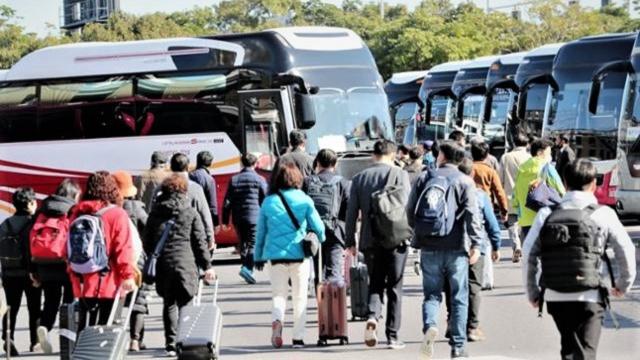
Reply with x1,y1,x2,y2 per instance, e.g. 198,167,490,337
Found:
41,195,75,217
74,200,109,215
154,192,189,216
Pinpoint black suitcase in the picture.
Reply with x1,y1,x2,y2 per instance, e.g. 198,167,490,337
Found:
350,261,369,321
71,288,137,360
177,279,222,360
59,301,79,360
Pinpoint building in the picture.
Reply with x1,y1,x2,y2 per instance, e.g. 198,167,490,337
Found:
60,0,120,33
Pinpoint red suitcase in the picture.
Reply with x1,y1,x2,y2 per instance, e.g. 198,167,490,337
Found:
317,251,349,346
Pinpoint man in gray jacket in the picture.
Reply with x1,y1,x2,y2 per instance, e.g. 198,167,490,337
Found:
407,140,483,360
346,140,411,350
523,159,636,360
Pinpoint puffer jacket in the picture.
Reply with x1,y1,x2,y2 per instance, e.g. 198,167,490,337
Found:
122,199,148,237
254,189,325,262
144,192,211,305
513,157,566,227
222,168,268,226
32,195,76,282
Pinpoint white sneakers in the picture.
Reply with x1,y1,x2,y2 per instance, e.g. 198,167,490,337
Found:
36,326,53,354
419,327,439,360
364,319,378,347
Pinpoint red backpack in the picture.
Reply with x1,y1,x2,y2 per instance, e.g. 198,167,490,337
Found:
30,213,69,263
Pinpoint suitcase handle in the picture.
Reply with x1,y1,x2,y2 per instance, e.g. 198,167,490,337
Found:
195,278,219,306
106,287,138,328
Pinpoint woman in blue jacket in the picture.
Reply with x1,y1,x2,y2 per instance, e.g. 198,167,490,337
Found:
255,162,325,349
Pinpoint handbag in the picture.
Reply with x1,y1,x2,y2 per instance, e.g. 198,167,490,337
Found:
142,219,175,285
526,164,561,211
276,192,320,258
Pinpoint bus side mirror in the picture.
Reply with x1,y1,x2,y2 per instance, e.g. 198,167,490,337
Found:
424,97,432,125
295,93,316,129
483,92,493,123
517,87,528,122
588,77,602,115
456,100,464,127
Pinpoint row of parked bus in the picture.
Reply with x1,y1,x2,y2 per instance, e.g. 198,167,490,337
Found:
385,32,640,218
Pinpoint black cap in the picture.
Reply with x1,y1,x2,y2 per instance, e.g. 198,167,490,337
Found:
151,151,168,165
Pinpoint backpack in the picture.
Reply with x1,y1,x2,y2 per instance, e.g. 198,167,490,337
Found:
413,170,458,240
0,219,28,270
30,213,69,264
306,175,342,230
67,206,113,275
539,204,606,292
370,167,413,249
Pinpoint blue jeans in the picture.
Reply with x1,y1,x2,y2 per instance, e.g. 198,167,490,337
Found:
421,250,469,351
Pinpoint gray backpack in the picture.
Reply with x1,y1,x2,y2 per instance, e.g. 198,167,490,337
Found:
370,168,413,249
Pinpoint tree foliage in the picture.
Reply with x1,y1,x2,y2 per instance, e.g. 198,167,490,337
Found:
0,0,638,76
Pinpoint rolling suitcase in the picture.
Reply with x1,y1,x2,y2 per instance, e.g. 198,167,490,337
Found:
177,279,222,360
71,288,138,360
316,250,348,346
59,301,80,360
349,256,369,321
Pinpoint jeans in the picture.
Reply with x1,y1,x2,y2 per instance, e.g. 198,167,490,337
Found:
364,244,409,341
269,259,310,341
547,302,605,360
421,250,469,351
445,255,484,331
507,214,521,251
41,279,74,330
1,276,42,347
236,221,256,271
130,312,145,341
313,241,345,286
77,298,114,333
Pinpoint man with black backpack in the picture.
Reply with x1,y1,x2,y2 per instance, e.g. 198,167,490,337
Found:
346,140,412,350
523,159,636,360
407,140,484,360
304,149,351,283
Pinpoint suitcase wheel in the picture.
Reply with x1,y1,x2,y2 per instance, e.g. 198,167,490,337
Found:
317,339,328,347
340,338,348,345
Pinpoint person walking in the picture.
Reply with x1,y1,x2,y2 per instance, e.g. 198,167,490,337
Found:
273,130,315,179
32,180,81,354
222,153,268,284
555,134,576,182
405,146,425,185
136,151,169,210
345,140,412,350
523,159,636,360
499,131,530,262
0,187,41,356
406,140,484,359
168,153,215,249
421,141,436,170
144,174,216,357
470,141,509,222
189,151,220,229
67,172,137,331
513,139,565,239
254,163,325,349
304,149,351,283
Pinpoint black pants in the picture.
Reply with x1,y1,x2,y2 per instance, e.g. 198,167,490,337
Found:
547,301,605,360
41,279,74,330
236,222,256,271
130,311,145,341
1,276,42,347
162,295,190,347
364,244,408,341
312,241,345,287
444,255,484,330
77,298,114,333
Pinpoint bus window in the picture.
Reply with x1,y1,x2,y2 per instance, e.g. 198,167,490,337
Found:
392,102,417,144
0,85,37,142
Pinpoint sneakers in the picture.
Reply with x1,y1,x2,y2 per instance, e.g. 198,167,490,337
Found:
387,339,406,350
468,327,486,342
37,326,53,354
512,248,522,263
419,327,439,360
451,348,469,358
271,320,283,349
239,266,256,284
292,339,305,349
414,261,421,276
129,339,140,352
165,344,177,357
364,319,378,347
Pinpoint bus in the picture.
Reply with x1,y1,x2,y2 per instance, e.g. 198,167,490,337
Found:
482,52,526,158
514,43,564,140
451,55,500,138
0,27,394,246
545,33,635,207
383,70,428,144
402,60,469,145
589,32,640,217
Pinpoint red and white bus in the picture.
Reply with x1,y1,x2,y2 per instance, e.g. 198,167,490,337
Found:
0,27,393,246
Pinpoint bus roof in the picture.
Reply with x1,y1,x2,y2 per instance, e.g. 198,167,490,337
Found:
427,60,469,74
4,37,246,82
461,55,501,70
495,52,527,66
387,70,429,85
0,70,7,81
267,27,365,51
524,43,564,58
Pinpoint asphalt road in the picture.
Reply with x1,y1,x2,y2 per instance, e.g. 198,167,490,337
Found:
5,230,640,360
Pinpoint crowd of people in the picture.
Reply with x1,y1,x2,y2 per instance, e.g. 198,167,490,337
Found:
0,128,636,360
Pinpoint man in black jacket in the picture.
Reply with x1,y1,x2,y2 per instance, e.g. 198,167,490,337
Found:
189,151,220,228
222,153,268,284
555,134,575,182
274,130,315,179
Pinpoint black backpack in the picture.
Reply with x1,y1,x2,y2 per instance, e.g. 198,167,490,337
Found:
306,175,342,230
539,204,609,292
0,218,29,270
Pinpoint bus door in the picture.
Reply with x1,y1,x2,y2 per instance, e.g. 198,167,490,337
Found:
239,89,288,173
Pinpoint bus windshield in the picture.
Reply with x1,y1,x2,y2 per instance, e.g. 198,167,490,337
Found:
489,88,511,125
